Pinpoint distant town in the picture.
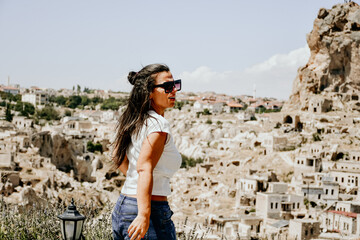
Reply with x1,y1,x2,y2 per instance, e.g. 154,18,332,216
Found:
1,76,360,239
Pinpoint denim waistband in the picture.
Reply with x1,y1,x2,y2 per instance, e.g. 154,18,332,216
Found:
120,194,169,206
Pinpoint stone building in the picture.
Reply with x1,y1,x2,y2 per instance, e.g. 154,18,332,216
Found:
21,92,48,106
12,116,34,129
294,155,322,177
256,183,304,220
308,97,332,113
322,210,360,238
288,219,320,240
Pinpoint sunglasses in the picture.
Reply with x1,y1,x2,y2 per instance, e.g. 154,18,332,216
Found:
153,79,181,93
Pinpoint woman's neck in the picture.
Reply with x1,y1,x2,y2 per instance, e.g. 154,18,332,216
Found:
150,105,165,116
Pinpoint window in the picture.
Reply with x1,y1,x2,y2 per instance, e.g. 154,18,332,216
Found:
318,194,321,199
275,203,278,209
271,203,273,209
326,189,328,195
331,189,334,195
342,177,344,183
297,203,300,208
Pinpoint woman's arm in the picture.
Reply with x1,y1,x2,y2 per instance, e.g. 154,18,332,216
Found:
127,132,167,240
119,155,129,176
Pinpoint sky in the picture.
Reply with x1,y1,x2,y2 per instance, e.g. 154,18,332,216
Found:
0,0,346,100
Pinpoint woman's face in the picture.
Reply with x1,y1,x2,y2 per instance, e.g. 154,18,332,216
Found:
150,71,177,116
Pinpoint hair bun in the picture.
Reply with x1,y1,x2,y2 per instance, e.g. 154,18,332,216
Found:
128,71,137,85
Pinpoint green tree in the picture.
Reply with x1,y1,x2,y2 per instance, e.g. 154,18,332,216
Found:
100,97,126,110
14,102,35,117
36,106,60,120
54,96,67,106
91,96,103,105
66,96,82,109
5,104,13,122
81,96,91,106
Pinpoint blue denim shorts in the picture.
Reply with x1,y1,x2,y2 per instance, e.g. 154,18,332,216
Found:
112,194,176,240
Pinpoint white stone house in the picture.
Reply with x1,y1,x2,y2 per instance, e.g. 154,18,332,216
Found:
349,150,360,162
193,100,224,114
299,184,323,202
224,101,243,113
21,92,48,106
63,120,95,139
0,151,15,170
322,176,339,202
256,192,303,219
294,156,322,177
12,116,34,129
330,169,360,190
288,219,320,240
222,215,262,239
261,135,288,154
13,135,31,149
294,174,339,203
238,177,259,195
236,111,252,122
322,210,360,237
335,201,360,213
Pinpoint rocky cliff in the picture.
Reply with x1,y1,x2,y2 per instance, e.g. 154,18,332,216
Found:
283,2,360,112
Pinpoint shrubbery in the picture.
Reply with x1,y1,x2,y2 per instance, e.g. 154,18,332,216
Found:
0,199,113,239
181,154,204,169
87,141,103,153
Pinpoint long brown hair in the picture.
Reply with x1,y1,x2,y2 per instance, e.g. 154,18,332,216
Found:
112,64,170,168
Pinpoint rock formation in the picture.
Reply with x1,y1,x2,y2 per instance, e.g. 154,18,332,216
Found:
283,2,360,112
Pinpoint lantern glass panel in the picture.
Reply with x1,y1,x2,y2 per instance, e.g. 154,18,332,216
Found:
65,221,75,240
75,220,84,240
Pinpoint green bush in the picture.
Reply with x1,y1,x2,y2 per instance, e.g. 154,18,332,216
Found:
205,119,212,124
36,106,60,121
202,108,211,115
180,154,204,169
313,133,322,142
100,97,127,110
174,101,184,110
87,141,103,153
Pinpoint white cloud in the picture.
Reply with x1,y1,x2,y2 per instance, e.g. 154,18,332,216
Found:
244,46,310,73
178,46,310,100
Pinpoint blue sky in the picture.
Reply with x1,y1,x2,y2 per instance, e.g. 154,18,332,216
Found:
0,0,344,99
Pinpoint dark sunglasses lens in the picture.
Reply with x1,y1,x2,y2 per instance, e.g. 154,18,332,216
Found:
164,82,174,93
175,80,181,91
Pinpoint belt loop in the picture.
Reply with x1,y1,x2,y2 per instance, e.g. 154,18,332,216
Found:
119,194,125,206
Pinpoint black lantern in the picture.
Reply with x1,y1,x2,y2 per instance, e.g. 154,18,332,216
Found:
58,198,86,240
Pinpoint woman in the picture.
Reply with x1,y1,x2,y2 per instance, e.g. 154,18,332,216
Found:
112,64,182,240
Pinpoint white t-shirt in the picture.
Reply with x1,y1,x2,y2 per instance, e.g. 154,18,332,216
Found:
121,110,182,196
